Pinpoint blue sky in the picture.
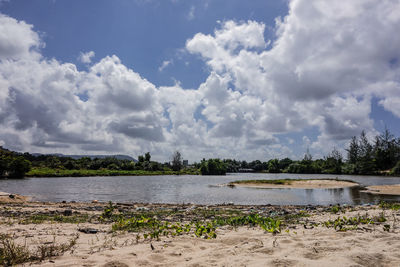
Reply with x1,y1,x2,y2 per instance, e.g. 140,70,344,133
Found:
0,0,400,161
1,0,287,88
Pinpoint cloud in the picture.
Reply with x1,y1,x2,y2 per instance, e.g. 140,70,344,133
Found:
158,60,172,72
185,0,400,155
78,51,95,64
379,97,400,117
1,0,400,161
187,5,195,20
0,13,42,60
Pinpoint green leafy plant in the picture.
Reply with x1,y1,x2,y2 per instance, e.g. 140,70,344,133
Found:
323,215,374,231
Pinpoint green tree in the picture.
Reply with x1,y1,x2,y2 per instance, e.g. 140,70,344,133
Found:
138,155,145,163
171,151,182,171
346,136,359,164
268,159,280,173
144,152,151,162
200,159,227,175
278,158,292,171
358,131,376,174
322,147,343,174
0,155,8,177
8,156,31,178
374,128,397,170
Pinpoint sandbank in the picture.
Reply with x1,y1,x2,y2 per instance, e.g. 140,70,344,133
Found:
231,179,358,189
0,191,30,203
362,184,400,195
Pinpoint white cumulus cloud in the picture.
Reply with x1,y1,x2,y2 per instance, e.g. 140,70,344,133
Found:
78,51,95,64
1,0,400,161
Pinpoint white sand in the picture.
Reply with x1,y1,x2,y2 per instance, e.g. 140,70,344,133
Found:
0,202,399,266
232,179,358,189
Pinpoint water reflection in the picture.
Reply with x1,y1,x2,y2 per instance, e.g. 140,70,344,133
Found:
0,173,400,205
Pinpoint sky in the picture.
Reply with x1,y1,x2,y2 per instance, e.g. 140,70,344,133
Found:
0,0,400,162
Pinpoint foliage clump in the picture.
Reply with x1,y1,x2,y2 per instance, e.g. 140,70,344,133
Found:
200,158,227,175
0,147,31,178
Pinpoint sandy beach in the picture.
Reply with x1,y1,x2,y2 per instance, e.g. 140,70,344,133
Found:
1,196,400,267
231,179,359,189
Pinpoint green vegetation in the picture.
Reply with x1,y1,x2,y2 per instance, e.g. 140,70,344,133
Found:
329,205,343,214
0,149,199,178
323,215,376,231
96,203,282,240
221,128,400,176
0,147,31,178
2,127,400,178
26,167,198,177
379,201,400,211
171,151,183,171
111,213,281,240
391,160,400,175
200,158,227,175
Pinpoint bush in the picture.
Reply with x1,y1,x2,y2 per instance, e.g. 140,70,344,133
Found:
200,159,226,175
391,161,400,175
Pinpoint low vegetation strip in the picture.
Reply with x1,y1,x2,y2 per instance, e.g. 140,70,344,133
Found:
229,179,359,189
26,167,199,177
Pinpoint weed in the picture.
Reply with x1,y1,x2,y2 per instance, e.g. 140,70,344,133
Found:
329,205,342,214
111,212,281,240
0,233,78,265
0,234,31,265
379,201,400,211
323,215,375,231
101,201,116,220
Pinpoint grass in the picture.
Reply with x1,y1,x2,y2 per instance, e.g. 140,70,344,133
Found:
379,201,400,211
0,233,78,266
26,167,199,177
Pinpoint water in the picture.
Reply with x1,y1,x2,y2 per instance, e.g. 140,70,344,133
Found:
1,173,400,205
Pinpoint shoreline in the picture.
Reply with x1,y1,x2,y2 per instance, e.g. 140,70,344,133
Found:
361,184,400,196
1,199,400,266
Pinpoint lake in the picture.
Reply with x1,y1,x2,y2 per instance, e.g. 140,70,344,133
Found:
1,173,400,205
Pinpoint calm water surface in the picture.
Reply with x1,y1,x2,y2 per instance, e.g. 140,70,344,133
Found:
1,173,400,205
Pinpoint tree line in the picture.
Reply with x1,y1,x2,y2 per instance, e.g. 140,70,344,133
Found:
219,129,400,175
1,128,400,178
